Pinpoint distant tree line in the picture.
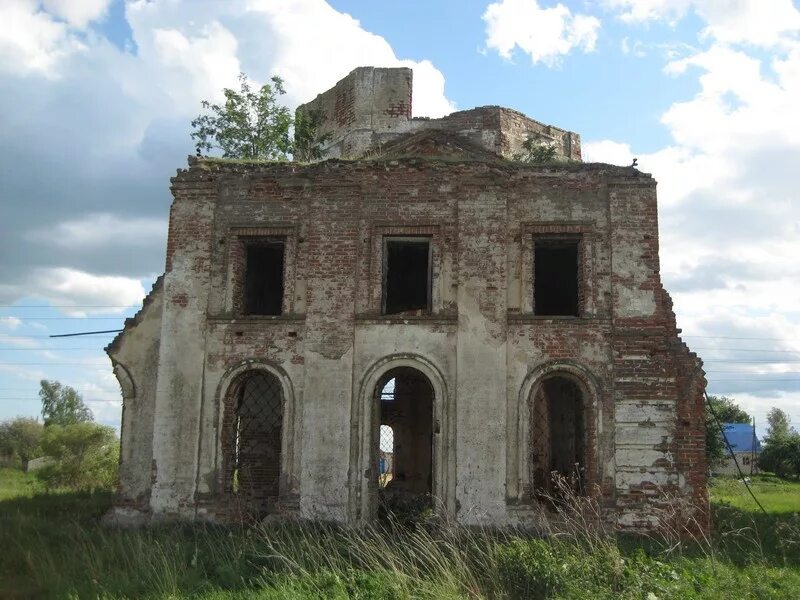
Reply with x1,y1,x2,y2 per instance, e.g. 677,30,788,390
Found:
704,394,799,480
0,380,118,490
758,407,800,479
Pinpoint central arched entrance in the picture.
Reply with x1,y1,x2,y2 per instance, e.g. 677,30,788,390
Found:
374,367,434,515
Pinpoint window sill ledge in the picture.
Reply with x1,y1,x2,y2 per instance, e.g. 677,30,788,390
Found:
355,313,458,325
507,314,590,323
208,314,306,324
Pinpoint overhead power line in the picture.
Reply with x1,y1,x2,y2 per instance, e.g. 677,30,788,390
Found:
1,315,126,321
683,335,799,341
0,305,137,308
692,347,800,353
703,360,800,363
49,330,122,338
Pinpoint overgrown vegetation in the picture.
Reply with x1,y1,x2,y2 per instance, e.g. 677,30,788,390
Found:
190,73,329,161
0,379,119,489
36,421,118,490
0,416,42,467
2,469,799,599
40,378,93,425
758,407,800,479
513,134,558,164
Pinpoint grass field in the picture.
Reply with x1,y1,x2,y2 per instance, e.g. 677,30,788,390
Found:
710,474,800,514
2,468,800,599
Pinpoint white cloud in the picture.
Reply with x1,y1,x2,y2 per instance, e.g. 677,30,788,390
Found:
0,335,38,349
42,0,112,29
28,213,167,249
0,0,84,76
0,316,23,330
241,0,455,116
0,363,46,382
582,139,633,165
25,268,146,315
0,0,456,313
587,34,800,410
483,0,601,66
606,0,800,47
77,376,123,428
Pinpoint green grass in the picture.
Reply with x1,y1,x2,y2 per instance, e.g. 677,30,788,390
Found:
2,468,800,599
0,466,43,500
710,474,800,514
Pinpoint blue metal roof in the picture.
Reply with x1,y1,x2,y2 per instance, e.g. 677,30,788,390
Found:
722,423,761,453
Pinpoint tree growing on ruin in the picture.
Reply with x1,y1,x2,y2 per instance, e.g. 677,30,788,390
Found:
191,73,329,161
513,134,557,164
39,380,93,426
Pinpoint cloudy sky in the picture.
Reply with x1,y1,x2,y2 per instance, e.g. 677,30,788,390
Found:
1,0,798,435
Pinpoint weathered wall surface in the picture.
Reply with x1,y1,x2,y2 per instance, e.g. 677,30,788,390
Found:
297,66,413,160
296,67,581,162
105,278,163,521
110,155,706,532
413,107,581,162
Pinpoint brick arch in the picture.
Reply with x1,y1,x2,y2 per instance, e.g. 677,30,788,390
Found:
111,359,135,401
214,360,296,509
110,359,136,483
349,353,454,522
510,360,604,503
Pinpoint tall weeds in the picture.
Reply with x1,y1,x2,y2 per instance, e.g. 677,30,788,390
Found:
2,478,800,598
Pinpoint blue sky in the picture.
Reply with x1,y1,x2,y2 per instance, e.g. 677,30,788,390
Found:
1,0,799,436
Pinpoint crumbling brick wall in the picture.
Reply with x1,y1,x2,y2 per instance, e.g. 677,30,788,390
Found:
107,152,706,532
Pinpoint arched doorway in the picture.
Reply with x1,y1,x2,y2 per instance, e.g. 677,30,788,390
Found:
530,375,586,496
374,367,434,512
223,370,284,510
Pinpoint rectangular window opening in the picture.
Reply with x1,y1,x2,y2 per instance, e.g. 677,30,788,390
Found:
534,237,580,316
244,239,285,315
383,237,431,315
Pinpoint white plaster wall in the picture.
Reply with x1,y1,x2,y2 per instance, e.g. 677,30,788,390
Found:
149,197,215,517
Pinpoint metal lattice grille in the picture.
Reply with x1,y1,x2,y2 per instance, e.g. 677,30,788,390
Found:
378,425,394,488
530,377,585,497
531,387,551,495
232,373,283,500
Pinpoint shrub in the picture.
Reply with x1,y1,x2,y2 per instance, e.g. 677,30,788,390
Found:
36,422,119,490
495,538,566,599
0,417,43,468
759,433,800,479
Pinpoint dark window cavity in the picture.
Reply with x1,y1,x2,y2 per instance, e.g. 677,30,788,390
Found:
244,239,285,315
383,237,431,315
534,238,580,316
531,376,586,497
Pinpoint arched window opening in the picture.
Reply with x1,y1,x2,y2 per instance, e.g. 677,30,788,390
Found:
376,367,434,508
379,425,394,488
229,371,283,505
531,375,586,498
380,378,396,402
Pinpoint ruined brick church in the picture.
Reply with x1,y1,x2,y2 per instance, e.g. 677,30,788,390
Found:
106,67,708,530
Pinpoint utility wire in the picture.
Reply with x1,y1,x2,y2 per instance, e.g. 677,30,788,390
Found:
705,390,768,516
691,348,800,353
684,335,799,341
1,303,134,308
